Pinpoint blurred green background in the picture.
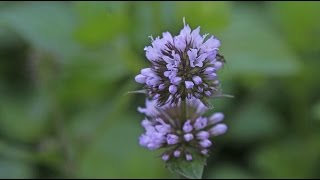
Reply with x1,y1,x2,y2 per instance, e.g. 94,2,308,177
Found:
0,1,320,178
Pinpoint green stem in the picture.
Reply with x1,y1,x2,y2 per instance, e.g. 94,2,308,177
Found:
181,99,187,122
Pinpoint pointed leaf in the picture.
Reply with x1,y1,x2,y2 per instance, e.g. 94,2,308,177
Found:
166,152,206,179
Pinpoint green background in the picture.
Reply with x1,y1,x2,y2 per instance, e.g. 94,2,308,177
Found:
0,1,319,178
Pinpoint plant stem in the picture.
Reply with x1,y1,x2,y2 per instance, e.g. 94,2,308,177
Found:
181,99,187,121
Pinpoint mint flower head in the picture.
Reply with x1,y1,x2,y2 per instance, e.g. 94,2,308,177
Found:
138,98,228,162
135,18,225,106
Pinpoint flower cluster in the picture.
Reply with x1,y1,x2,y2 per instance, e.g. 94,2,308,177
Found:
138,98,227,161
135,18,225,106
135,18,229,163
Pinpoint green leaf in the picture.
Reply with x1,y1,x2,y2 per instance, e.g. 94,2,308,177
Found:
268,2,320,53
207,163,255,179
0,159,34,178
73,2,128,46
77,118,167,178
175,2,231,33
219,6,300,77
312,102,320,123
0,2,81,60
250,134,320,178
227,101,283,143
166,152,206,179
0,93,51,143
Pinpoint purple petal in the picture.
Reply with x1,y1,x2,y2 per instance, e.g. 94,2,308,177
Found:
135,74,146,84
139,135,149,147
171,77,182,85
162,32,173,44
205,91,212,96
141,119,152,128
185,81,194,89
167,134,179,145
184,133,194,142
183,120,193,133
162,154,170,161
194,117,208,130
186,154,192,161
174,150,181,157
196,131,210,140
206,73,217,80
209,123,228,136
192,76,202,85
201,149,208,155
199,139,212,148
158,83,166,90
141,68,153,76
208,112,224,124
204,67,215,74
214,61,223,70
169,85,177,94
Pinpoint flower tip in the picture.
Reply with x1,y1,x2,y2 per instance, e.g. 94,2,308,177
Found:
209,112,224,124
210,123,228,136
169,85,178,94
167,134,179,145
199,139,212,148
183,120,193,133
214,61,223,70
162,154,170,161
135,74,146,84
196,131,210,140
174,150,181,157
185,81,194,89
184,133,194,142
201,149,209,155
186,154,192,161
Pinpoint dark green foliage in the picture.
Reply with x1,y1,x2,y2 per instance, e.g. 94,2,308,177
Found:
0,1,319,178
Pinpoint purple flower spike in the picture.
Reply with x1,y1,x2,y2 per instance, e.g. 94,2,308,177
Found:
134,18,226,106
138,99,228,161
